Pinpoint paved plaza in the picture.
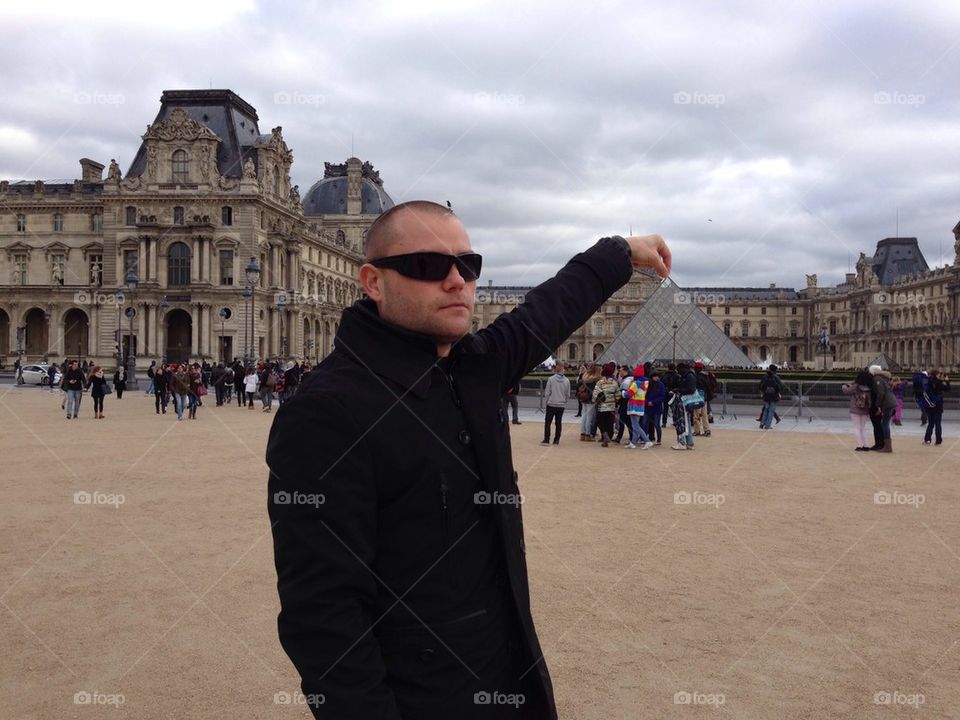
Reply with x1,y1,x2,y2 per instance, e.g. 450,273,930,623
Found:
1,386,958,718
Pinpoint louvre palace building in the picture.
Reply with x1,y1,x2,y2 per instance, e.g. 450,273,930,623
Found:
0,89,392,369
2,87,959,373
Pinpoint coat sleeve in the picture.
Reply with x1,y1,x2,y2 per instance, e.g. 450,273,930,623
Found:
266,392,402,720
472,236,633,392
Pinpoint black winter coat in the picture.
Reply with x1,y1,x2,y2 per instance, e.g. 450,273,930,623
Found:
266,237,633,719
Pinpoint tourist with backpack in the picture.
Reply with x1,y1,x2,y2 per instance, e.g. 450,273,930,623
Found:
913,370,929,425
842,369,873,451
922,369,950,446
260,363,278,412
758,365,786,430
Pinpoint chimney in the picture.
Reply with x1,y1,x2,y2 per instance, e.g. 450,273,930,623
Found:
845,273,856,284
79,158,104,182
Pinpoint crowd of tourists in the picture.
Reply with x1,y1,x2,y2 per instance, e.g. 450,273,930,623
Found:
53,358,312,421
537,360,719,450
531,360,950,454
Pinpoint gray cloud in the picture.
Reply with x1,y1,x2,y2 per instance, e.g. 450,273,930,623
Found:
3,0,960,288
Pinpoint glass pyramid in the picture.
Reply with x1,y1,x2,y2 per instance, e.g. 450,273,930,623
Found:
598,278,755,367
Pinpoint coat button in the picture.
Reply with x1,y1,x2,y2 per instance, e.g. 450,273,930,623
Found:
458,430,471,445
419,648,436,662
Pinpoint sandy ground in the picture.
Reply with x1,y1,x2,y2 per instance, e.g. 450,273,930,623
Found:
1,387,958,719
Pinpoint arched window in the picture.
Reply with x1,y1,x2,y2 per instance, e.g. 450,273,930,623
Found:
168,242,191,286
172,150,189,183
568,343,578,360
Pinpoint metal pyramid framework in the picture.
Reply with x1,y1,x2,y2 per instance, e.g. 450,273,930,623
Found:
598,278,755,367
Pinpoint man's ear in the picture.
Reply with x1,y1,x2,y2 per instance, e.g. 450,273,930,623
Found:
359,263,384,301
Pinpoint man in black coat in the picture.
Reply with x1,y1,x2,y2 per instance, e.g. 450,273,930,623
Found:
266,200,670,719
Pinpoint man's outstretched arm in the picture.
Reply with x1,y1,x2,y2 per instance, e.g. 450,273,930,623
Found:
473,234,671,390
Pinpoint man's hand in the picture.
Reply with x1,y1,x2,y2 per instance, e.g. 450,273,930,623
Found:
625,234,672,278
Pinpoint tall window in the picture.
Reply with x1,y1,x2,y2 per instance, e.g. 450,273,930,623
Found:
16,214,26,232
173,206,184,225
568,343,577,360
791,307,798,315
706,306,712,315
273,164,280,196
742,307,748,314
724,306,730,315
219,250,234,285
126,206,137,225
593,319,603,335
723,322,731,336
89,254,103,286
740,321,749,337
221,206,232,226
790,321,798,337
761,306,767,315
168,242,191,286
14,253,27,284
53,213,64,232
829,320,837,335
172,150,189,183
90,213,102,232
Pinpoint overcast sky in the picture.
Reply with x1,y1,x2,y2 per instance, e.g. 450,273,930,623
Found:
3,0,960,289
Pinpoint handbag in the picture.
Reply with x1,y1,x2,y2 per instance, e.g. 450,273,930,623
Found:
681,389,705,410
196,384,208,397
103,382,113,395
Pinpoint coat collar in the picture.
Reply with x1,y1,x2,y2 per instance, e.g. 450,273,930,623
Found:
335,299,463,399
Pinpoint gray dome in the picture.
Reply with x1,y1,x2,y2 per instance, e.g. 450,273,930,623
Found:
302,175,394,216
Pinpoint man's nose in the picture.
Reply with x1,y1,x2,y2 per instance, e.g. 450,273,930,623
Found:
442,261,468,289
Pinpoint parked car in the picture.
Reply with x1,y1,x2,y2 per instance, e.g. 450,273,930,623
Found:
19,364,50,385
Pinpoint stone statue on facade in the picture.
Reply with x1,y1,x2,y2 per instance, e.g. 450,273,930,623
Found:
107,159,122,181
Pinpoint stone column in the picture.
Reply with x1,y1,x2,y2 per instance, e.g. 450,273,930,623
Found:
137,302,146,357
89,303,99,357
191,238,200,284
158,243,167,287
190,304,199,360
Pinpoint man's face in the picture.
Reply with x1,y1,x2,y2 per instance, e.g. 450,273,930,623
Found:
361,211,477,350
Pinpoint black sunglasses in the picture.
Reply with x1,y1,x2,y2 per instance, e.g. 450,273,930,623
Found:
369,251,482,281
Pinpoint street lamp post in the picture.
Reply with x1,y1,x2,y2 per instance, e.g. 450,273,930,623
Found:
115,290,125,371
241,287,252,367
244,257,261,366
125,268,139,388
672,322,679,364
218,308,228,364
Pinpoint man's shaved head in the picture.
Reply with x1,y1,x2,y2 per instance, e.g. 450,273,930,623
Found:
365,200,459,260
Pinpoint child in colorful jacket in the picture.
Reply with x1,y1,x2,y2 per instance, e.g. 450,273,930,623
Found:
625,365,653,449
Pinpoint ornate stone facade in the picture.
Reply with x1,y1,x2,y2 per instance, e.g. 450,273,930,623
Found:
0,89,389,368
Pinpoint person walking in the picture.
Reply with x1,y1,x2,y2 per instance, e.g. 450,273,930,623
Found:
260,363,277,412
233,360,247,406
674,362,698,448
212,363,228,406
574,363,585,417
922,369,950,446
145,360,156,395
62,360,85,419
153,364,169,414
168,363,190,421
187,364,204,419
540,362,570,445
890,375,906,426
113,366,127,399
842,369,873,450
758,365,785,430
913,370,930,426
592,362,620,447
86,366,109,419
661,363,679,428
244,366,258,409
